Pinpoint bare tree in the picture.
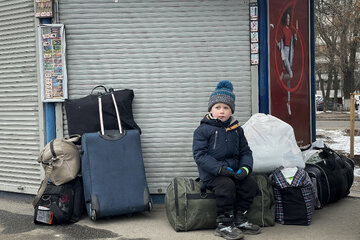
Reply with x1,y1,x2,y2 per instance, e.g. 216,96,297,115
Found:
315,0,360,109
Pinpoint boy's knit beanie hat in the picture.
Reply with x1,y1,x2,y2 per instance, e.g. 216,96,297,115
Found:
208,80,235,113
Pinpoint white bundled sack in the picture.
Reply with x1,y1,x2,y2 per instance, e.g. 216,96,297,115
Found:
242,113,305,173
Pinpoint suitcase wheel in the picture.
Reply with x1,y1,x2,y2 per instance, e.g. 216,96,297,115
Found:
91,209,97,221
90,194,100,221
148,201,153,212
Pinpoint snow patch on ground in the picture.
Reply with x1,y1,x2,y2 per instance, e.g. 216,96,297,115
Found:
355,169,360,177
316,129,360,155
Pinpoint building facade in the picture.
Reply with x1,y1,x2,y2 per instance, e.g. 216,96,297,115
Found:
0,0,315,196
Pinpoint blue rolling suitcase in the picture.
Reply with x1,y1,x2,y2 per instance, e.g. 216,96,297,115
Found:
81,88,152,221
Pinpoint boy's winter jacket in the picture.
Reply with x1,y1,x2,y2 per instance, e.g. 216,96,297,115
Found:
193,114,253,186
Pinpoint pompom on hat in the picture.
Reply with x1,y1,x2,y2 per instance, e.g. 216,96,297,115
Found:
208,80,235,113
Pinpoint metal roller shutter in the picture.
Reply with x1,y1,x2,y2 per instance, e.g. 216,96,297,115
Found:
59,0,251,194
0,0,41,194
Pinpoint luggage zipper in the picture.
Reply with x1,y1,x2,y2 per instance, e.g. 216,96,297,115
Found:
213,131,218,149
174,178,179,217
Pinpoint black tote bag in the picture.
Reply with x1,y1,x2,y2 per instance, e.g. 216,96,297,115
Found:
64,86,141,136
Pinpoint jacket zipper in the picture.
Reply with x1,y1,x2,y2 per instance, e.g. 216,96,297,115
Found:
235,130,239,146
213,131,218,149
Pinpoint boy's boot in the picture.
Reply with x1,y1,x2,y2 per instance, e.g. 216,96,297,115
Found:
234,210,261,235
215,212,244,240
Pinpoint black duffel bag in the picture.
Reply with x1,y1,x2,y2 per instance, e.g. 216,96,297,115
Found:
304,145,354,207
315,146,354,203
64,85,141,136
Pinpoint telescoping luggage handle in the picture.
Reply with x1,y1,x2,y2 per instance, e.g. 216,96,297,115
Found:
98,88,123,135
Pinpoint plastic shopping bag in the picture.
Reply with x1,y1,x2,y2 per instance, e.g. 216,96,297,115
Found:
242,113,305,174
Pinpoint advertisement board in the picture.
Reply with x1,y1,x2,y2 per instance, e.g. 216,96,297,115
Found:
38,24,67,102
35,0,53,18
269,0,310,146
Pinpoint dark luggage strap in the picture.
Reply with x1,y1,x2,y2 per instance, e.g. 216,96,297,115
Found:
300,144,312,151
32,167,52,207
313,146,340,169
33,140,57,207
191,178,216,199
91,85,108,95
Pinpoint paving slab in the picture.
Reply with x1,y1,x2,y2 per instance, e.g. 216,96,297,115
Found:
0,192,359,240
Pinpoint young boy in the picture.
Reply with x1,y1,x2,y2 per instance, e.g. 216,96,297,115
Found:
193,80,260,240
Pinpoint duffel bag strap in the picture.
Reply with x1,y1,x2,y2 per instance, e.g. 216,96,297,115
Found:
66,134,81,143
90,85,108,95
32,166,52,207
313,146,339,168
37,138,58,164
195,177,209,198
34,139,57,207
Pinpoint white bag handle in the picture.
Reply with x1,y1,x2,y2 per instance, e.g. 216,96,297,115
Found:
97,89,123,135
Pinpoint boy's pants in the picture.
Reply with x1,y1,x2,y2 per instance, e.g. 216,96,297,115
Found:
207,175,258,214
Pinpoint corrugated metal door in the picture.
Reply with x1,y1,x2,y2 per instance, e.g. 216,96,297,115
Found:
59,0,251,194
0,0,41,194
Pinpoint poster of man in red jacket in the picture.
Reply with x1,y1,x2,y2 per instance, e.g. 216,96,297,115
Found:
269,0,310,146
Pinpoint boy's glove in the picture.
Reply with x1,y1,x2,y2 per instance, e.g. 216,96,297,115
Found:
218,166,235,177
234,167,249,182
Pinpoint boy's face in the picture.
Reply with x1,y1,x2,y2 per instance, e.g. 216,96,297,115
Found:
210,103,232,122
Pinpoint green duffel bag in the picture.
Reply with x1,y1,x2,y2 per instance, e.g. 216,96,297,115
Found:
247,174,276,227
165,175,275,231
165,177,217,231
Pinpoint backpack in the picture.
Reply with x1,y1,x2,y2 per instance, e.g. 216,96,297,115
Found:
34,177,84,224
33,135,81,207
